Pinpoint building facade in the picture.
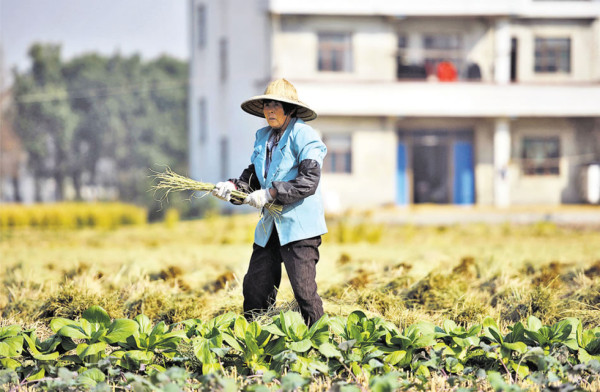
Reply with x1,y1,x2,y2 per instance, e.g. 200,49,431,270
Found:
188,0,600,210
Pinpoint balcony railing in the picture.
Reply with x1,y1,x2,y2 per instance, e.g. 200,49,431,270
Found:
397,59,483,82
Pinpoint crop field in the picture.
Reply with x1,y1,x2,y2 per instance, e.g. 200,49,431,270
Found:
2,208,600,391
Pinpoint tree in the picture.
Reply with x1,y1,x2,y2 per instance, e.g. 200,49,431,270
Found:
62,54,113,200
12,44,188,205
12,44,78,201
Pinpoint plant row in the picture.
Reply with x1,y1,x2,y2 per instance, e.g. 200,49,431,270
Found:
0,203,147,229
1,306,600,391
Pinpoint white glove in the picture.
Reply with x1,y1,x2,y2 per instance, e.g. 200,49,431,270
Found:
244,189,274,210
211,181,236,201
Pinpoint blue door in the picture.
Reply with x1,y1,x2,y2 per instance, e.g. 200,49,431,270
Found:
452,141,475,204
397,143,408,205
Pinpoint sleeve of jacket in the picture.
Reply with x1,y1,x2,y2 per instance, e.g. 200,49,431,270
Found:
228,164,261,205
271,159,321,205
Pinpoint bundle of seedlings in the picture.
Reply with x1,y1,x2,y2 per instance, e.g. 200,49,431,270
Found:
151,168,283,216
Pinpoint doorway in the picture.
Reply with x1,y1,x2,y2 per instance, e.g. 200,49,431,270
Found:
413,141,449,203
397,130,475,205
510,37,518,82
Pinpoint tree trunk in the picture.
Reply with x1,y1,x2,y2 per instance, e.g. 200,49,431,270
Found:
12,176,22,202
34,177,43,202
55,172,64,201
72,172,82,201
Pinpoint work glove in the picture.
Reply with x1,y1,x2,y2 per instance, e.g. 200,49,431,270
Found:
211,181,236,201
244,189,274,210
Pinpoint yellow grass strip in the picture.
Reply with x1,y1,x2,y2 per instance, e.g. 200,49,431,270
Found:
151,168,282,216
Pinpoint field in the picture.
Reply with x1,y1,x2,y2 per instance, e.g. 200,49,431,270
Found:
2,208,600,391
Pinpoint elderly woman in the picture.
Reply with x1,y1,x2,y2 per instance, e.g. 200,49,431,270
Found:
211,78,327,326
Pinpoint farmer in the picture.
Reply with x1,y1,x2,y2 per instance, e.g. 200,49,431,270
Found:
211,78,327,326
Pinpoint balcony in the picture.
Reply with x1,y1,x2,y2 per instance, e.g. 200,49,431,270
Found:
395,38,484,83
269,0,600,18
294,81,600,118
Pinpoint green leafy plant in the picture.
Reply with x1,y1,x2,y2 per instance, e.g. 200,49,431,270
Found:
2,305,600,390
433,319,482,374
0,325,24,370
21,329,62,380
381,320,436,373
522,316,577,353
50,305,138,365
111,314,187,372
223,315,275,374
576,324,600,363
481,317,529,379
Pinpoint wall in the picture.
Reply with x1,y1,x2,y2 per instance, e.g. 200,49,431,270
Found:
273,15,397,81
223,0,274,180
189,0,273,184
272,15,500,83
508,118,577,204
474,121,495,206
511,19,597,83
594,18,600,82
189,0,219,182
317,115,596,208
316,117,396,209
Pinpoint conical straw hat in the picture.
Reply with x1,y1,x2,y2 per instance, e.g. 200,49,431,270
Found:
241,78,317,121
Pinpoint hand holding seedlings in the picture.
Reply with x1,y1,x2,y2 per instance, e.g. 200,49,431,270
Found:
151,168,282,216
244,189,273,209
212,181,236,201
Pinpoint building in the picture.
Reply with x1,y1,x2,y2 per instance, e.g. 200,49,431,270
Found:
188,0,600,210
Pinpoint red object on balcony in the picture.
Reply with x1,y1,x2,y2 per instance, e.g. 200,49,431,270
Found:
437,61,457,82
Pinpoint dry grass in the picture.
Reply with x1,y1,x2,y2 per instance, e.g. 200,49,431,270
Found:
2,213,600,333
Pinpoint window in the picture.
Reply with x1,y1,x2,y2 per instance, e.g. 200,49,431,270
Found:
422,34,463,78
219,38,228,82
521,137,560,175
220,136,229,179
198,98,207,144
197,5,206,49
397,34,408,49
318,32,352,72
534,38,571,73
424,35,462,51
323,135,352,173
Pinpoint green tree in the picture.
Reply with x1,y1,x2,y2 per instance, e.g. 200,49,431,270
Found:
61,54,111,200
13,44,78,201
13,44,188,205
63,53,188,205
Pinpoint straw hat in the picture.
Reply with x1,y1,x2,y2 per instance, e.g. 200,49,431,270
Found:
241,78,317,121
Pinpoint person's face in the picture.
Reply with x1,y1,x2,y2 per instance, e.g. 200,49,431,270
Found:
263,100,288,130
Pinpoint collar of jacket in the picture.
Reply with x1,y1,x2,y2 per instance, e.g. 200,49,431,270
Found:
266,117,298,184
254,118,301,186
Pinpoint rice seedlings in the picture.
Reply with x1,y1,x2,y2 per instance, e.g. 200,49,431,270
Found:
150,167,283,216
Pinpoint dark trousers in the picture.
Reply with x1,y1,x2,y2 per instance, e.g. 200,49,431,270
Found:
243,229,324,326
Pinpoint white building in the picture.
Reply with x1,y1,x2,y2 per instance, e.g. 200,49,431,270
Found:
188,0,600,210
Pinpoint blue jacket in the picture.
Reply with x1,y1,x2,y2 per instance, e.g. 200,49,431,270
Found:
250,119,327,246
